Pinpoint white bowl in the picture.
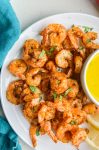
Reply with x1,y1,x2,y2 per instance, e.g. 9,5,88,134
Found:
81,50,99,106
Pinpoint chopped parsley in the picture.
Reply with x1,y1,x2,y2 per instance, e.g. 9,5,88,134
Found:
59,95,63,101
82,26,93,33
39,50,46,58
53,92,57,100
36,129,40,136
46,46,56,56
86,39,91,43
69,120,77,125
79,46,84,50
50,47,56,52
29,86,37,93
64,88,72,96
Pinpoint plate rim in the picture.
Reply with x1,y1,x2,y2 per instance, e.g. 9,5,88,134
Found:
1,12,99,149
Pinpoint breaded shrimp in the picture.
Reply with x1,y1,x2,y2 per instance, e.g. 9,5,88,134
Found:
26,68,47,86
74,56,83,73
83,32,99,49
29,124,38,147
71,128,87,147
23,39,39,60
8,59,27,80
50,72,68,94
41,24,66,47
6,80,24,105
55,50,73,68
40,121,57,143
67,79,79,98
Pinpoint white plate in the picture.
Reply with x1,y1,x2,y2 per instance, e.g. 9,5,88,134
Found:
1,13,99,150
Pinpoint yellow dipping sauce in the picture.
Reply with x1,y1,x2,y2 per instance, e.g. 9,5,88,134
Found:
86,54,99,102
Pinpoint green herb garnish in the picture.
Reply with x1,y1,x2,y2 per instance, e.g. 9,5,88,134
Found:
50,47,56,52
53,92,57,100
69,120,77,125
64,88,72,96
46,46,56,56
39,50,46,58
79,46,84,50
86,39,91,43
82,26,93,33
36,129,40,136
29,86,37,93
59,95,63,101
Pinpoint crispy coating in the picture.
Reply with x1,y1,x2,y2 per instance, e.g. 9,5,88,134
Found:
6,24,99,148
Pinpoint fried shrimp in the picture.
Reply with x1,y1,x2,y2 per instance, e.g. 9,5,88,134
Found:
23,39,39,60
40,24,66,47
68,26,83,50
67,79,79,98
38,105,48,123
50,72,68,94
29,124,38,147
63,36,73,50
82,103,96,114
71,98,82,109
71,128,87,147
56,122,77,142
71,108,87,124
45,102,56,120
7,23,99,148
40,121,57,143
71,26,83,37
6,80,24,105
46,61,56,72
54,97,71,112
55,50,73,68
74,56,83,73
83,32,99,49
8,59,27,80
23,102,39,122
40,78,50,93
27,49,48,68
23,40,48,67
26,68,47,86
21,86,42,102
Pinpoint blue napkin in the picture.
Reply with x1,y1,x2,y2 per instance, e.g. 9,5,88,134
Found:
0,0,21,67
0,0,21,149
0,117,22,150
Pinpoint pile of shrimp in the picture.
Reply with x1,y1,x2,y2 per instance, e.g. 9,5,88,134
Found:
6,24,99,148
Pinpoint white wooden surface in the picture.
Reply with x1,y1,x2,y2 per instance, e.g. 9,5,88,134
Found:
1,0,99,149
